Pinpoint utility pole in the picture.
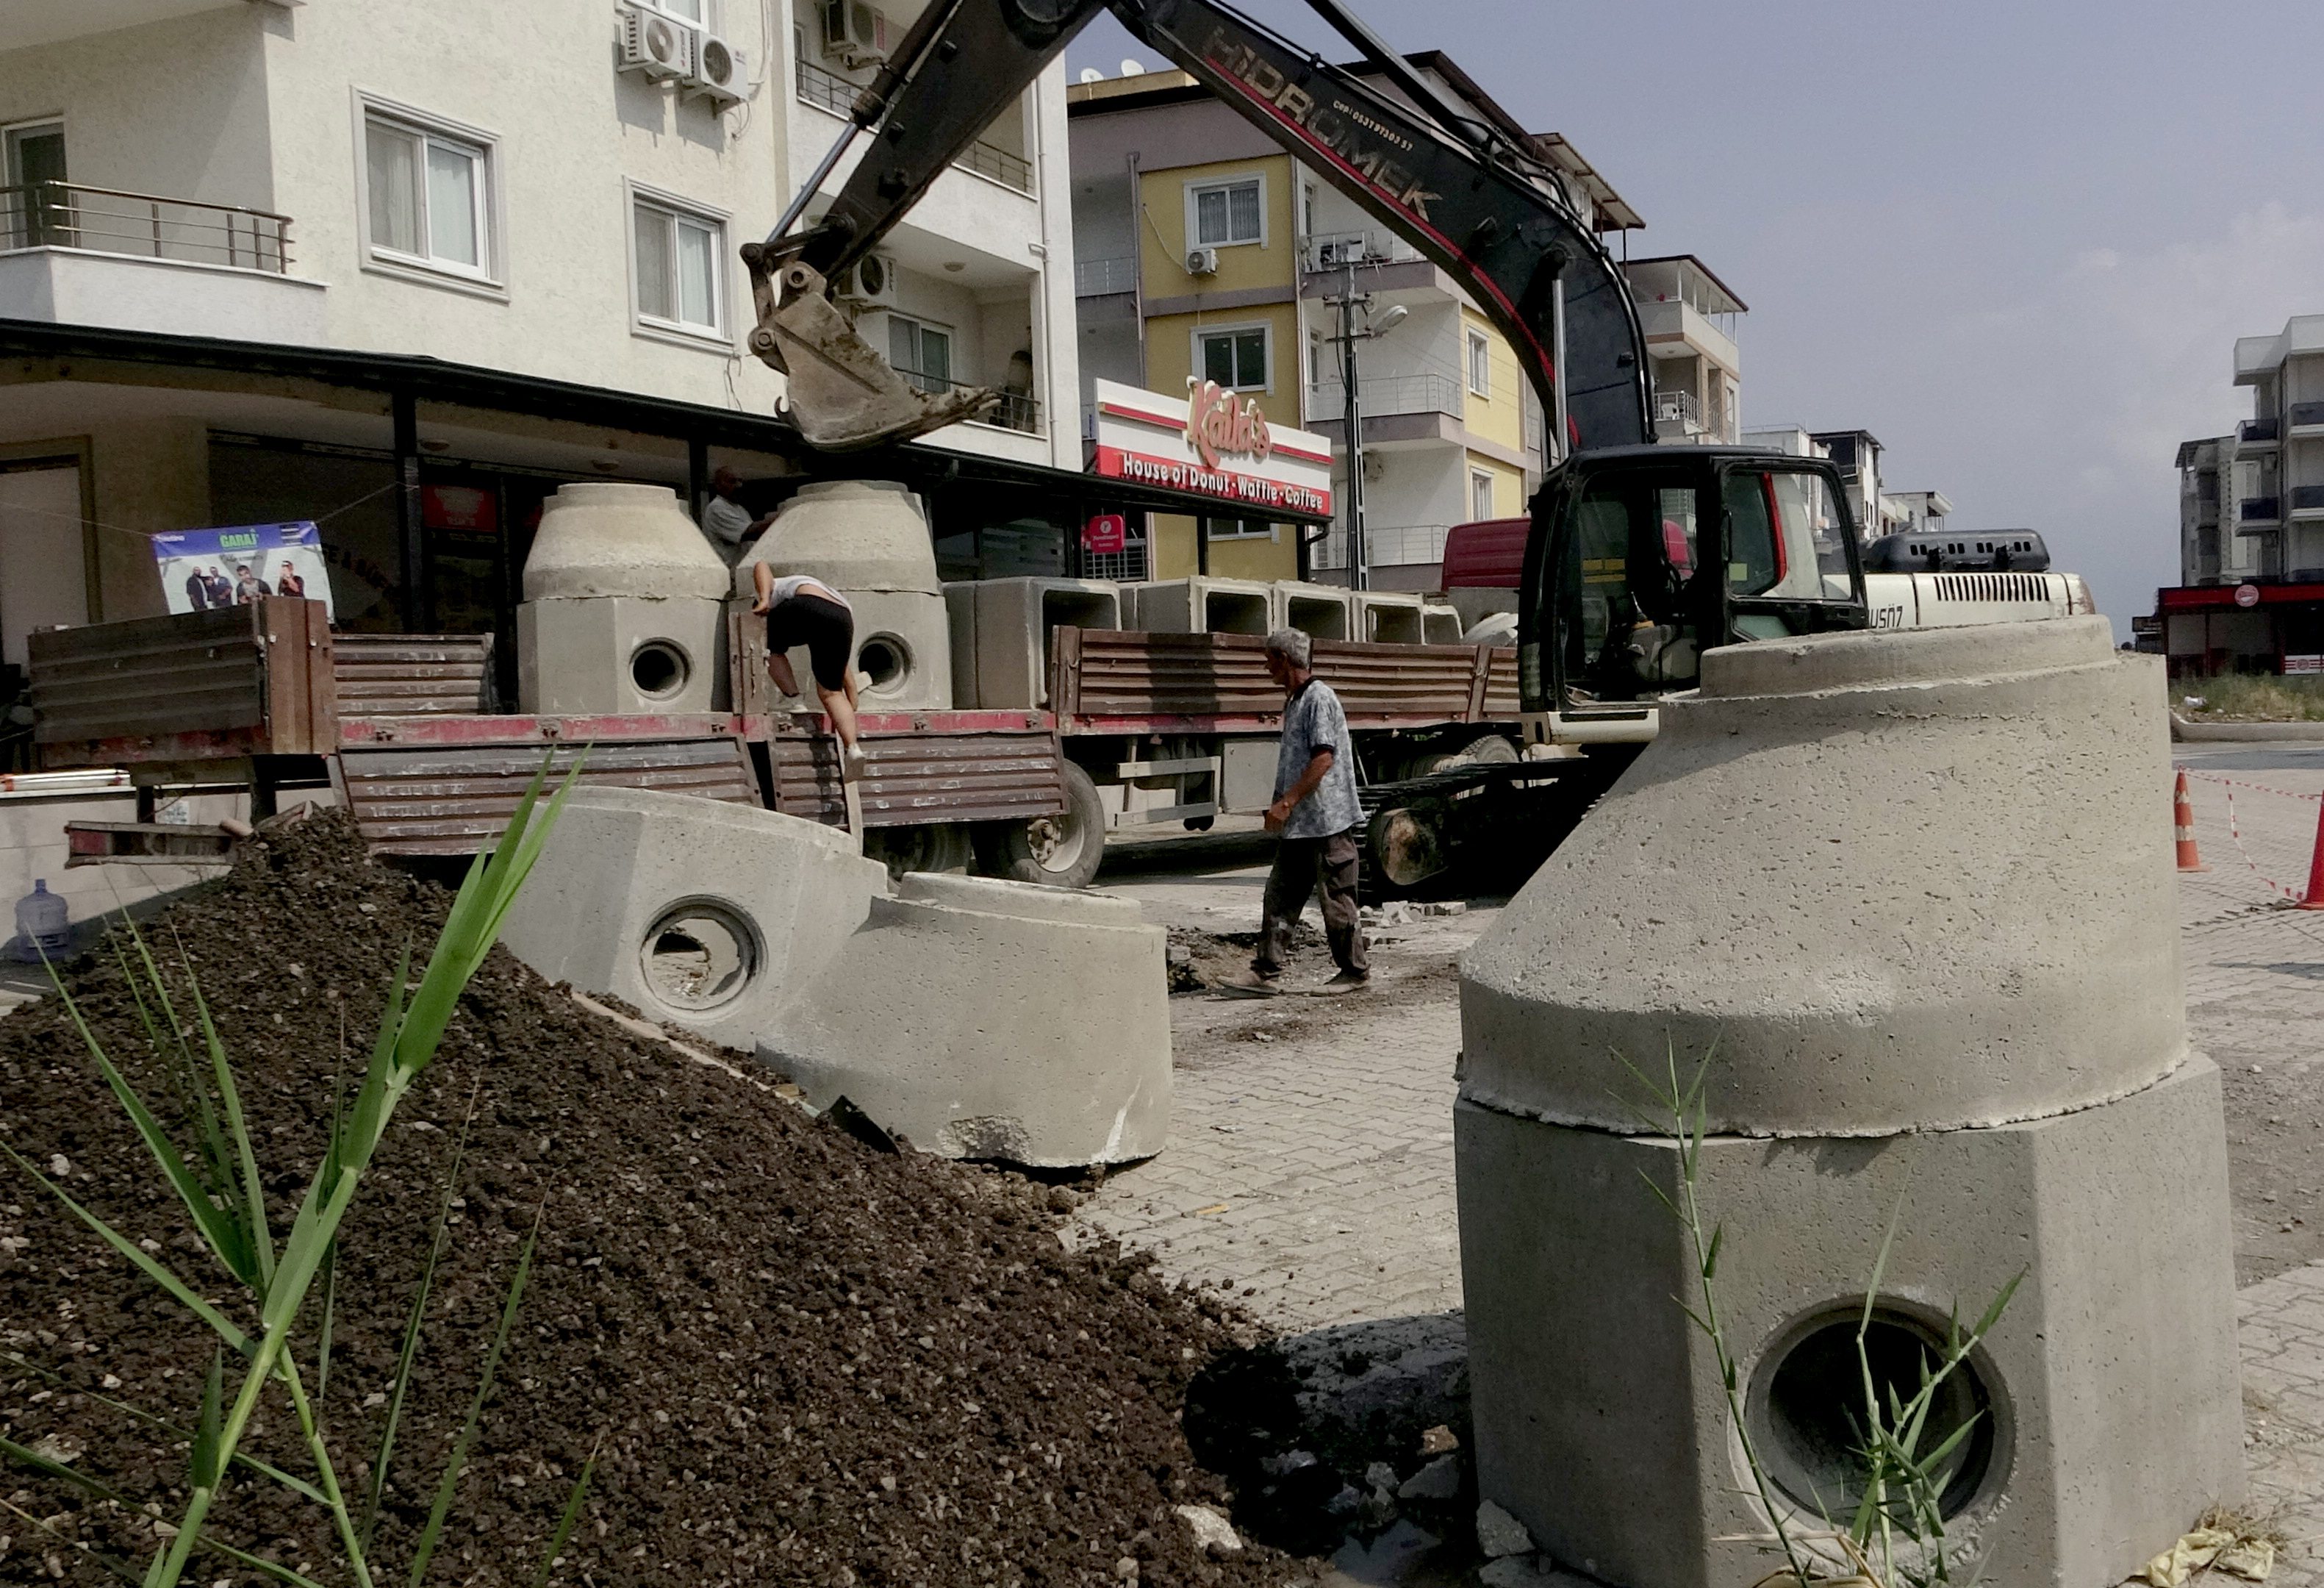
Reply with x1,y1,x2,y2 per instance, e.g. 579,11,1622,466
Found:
1338,257,1368,591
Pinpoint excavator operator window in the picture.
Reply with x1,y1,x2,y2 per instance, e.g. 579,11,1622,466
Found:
1559,470,1705,703
1721,466,1865,640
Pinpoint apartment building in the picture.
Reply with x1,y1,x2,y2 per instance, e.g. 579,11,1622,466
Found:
0,0,1083,670
1066,54,1647,590
1624,255,1743,447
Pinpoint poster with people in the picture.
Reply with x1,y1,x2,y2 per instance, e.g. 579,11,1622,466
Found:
151,521,335,623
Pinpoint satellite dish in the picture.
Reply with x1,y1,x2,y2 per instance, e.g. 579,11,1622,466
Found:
1119,57,1146,76
1078,67,1102,83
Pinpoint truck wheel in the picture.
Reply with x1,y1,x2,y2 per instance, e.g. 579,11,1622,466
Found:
863,822,972,881
1404,732,1519,779
978,760,1105,889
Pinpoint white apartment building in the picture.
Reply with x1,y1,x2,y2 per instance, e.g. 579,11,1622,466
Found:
0,0,1080,672
2224,314,2324,581
1624,254,1743,446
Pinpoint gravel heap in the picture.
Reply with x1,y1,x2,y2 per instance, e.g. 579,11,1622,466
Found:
0,812,1315,1587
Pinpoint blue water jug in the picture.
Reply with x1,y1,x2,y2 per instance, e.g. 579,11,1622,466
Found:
10,879,68,963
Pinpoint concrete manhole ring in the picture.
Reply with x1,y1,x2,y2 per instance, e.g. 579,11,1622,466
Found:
639,898,759,1013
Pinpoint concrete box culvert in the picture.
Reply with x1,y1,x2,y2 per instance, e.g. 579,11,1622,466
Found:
1459,616,2186,1137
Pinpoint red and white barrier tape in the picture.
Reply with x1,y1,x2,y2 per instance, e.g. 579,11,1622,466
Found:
2176,767,2310,900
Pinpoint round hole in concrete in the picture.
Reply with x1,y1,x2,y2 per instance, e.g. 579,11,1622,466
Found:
1749,1306,1998,1521
630,640,689,698
639,900,757,1012
856,633,910,693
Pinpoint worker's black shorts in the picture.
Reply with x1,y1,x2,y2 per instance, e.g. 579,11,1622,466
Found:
766,593,854,692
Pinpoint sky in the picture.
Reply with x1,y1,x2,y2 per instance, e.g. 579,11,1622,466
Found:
1061,0,2324,633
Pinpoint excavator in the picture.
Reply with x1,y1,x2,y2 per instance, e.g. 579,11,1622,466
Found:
740,0,2090,873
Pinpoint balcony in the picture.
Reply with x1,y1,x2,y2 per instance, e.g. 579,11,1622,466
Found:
2242,496,2281,524
0,181,323,343
1300,230,1426,273
796,58,1032,194
1308,372,1463,423
2292,402,2324,434
2288,485,2324,519
1636,297,1739,375
1075,255,1138,297
1309,523,1454,571
2238,416,2281,455
1654,387,1707,440
893,363,1042,436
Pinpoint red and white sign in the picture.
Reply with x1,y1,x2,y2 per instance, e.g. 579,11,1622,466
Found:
1089,378,1333,518
1082,512,1127,554
2236,582,2262,608
2287,654,2324,675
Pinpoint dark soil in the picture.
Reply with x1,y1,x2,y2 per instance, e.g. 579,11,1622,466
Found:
0,812,1321,1587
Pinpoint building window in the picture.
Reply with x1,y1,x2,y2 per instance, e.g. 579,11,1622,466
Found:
1203,518,1275,541
1188,176,1263,248
2,119,66,250
1471,469,1495,521
632,193,724,337
887,314,955,393
1197,326,1267,391
1466,330,1491,398
362,105,493,280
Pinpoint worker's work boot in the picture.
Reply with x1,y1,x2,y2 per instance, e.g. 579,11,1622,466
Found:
1216,968,1279,998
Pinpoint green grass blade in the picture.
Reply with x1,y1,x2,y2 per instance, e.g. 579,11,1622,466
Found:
365,1092,478,1546
191,1348,223,1489
37,957,253,1284
0,1141,251,1353
1971,1270,2026,1342
528,1442,599,1588
409,1220,540,1588
317,1239,339,1405
180,960,274,1293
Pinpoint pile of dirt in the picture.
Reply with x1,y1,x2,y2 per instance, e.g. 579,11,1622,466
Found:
0,812,1317,1587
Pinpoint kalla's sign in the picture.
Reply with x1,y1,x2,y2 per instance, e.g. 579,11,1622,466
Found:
1089,377,1332,518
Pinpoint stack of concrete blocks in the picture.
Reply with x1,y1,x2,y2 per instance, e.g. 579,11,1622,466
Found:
943,577,1122,709
735,479,953,711
501,786,1171,1167
1274,581,1357,641
1354,590,1427,644
517,482,728,713
1455,616,2241,1588
1421,602,1464,645
1125,576,1273,637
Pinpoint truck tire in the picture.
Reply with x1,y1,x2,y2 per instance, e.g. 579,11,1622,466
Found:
863,822,973,881
977,760,1105,890
1404,732,1520,779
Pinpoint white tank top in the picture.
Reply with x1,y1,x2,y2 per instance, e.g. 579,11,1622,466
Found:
763,574,853,613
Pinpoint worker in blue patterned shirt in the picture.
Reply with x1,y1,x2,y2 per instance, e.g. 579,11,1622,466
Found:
1221,629,1371,995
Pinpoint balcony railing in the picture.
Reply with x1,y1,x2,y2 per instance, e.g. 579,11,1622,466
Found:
2239,417,2281,445
1307,371,1462,423
797,58,1031,194
2289,485,2324,512
0,182,292,272
1299,229,1425,272
2292,403,2324,430
1309,523,1454,570
1074,255,1138,296
2241,496,2281,522
893,365,1041,434
1654,388,1705,432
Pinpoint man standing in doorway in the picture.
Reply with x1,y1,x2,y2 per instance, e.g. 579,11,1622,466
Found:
1221,629,1370,995
698,468,772,565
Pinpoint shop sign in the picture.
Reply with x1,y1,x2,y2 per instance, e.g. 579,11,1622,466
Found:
1089,377,1333,518
2287,654,2324,675
423,484,498,532
150,521,335,622
1083,513,1127,554
2236,582,2262,608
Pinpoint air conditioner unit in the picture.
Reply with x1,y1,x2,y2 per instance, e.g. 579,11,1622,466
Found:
684,32,747,107
617,2,696,80
822,0,890,68
1185,246,1219,277
833,251,900,309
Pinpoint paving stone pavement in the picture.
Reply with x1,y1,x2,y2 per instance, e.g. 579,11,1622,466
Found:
1086,750,2324,1582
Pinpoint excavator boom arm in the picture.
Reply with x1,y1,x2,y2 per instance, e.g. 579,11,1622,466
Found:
753,0,1652,453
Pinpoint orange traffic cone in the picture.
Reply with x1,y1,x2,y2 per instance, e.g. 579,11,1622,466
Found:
2173,770,2207,872
2299,798,2324,909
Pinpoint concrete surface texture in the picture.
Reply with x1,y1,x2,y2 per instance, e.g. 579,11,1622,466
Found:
1461,615,2187,1137
498,785,886,1055
761,870,1172,1166
1353,590,1426,645
1127,576,1276,636
950,577,1122,710
1277,582,1358,640
1456,1060,2244,1588
738,479,953,712
520,482,728,601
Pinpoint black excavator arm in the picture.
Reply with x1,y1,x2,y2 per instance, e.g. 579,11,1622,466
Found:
745,0,1652,454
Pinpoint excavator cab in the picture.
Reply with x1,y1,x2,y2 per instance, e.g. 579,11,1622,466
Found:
1520,447,1868,729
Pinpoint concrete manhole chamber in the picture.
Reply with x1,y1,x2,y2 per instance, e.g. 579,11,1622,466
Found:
1455,616,2242,1588
639,898,758,1013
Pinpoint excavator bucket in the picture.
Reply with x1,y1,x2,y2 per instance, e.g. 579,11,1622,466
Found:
742,253,998,451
